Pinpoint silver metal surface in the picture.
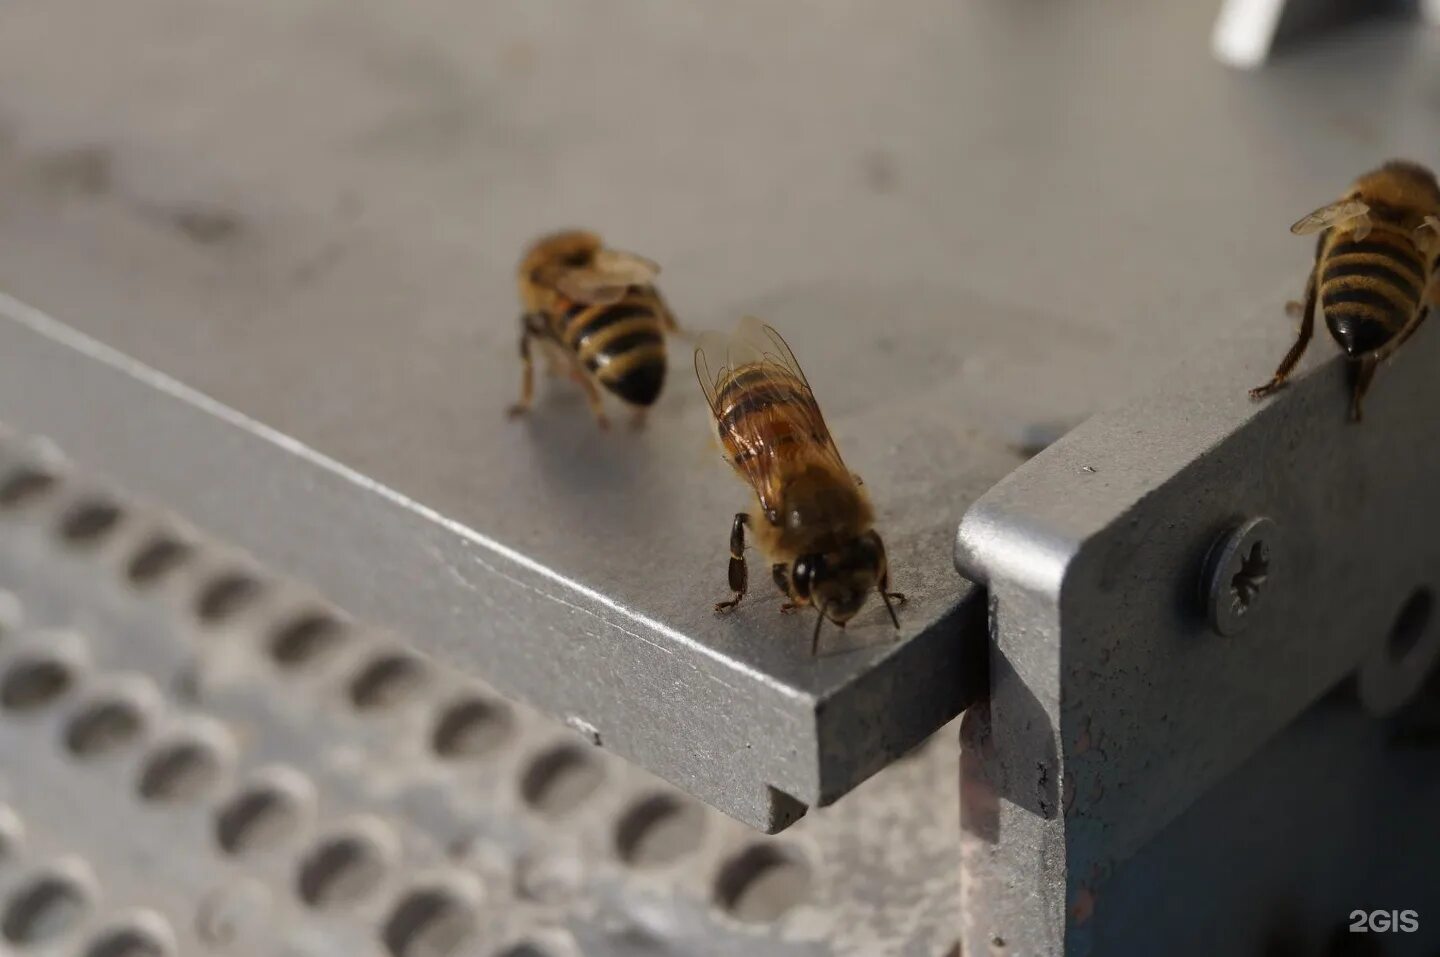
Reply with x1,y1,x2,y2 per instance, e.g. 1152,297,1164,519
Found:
1202,515,1276,637
1357,586,1440,717
0,0,1437,828
956,311,1440,954
0,427,963,957
1053,682,1440,956
0,296,1001,832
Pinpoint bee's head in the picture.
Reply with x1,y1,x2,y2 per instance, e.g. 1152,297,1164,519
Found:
517,229,602,313
792,531,887,626
519,229,602,289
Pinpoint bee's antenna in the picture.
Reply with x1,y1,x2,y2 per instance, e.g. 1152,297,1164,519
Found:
880,589,901,629
812,605,827,656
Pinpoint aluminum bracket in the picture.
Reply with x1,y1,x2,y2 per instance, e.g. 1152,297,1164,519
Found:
956,315,1440,954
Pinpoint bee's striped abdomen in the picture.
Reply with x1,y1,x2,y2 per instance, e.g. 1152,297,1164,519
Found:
560,292,667,406
1320,231,1426,355
715,364,820,469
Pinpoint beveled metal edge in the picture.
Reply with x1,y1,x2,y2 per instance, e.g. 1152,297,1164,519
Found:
0,292,985,831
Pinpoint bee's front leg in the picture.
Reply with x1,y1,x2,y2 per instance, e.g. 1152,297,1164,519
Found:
714,513,750,613
773,564,802,614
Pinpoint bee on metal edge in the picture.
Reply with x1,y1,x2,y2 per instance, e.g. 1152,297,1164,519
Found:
695,317,904,654
509,230,679,429
1250,160,1440,421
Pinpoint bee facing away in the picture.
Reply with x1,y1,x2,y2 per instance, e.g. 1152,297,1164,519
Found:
1251,160,1440,421
509,230,679,428
695,317,904,654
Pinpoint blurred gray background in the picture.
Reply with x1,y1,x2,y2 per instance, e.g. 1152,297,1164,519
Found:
1,0,1436,451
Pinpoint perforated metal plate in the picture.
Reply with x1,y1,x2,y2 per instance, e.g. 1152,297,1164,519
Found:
0,427,960,957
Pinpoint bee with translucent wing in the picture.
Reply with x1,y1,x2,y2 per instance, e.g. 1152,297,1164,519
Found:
509,230,679,429
1250,160,1440,421
695,317,904,654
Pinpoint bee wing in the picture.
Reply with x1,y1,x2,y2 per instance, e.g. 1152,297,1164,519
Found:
1290,198,1371,236
547,249,660,305
593,248,661,284
694,328,731,419
728,315,811,389
1421,218,1440,306
746,318,849,472
695,318,850,515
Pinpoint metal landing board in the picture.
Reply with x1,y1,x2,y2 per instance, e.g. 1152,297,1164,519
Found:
0,299,1007,831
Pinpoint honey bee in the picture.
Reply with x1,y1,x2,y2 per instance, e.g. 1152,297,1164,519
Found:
509,230,679,428
695,317,904,653
1251,160,1440,421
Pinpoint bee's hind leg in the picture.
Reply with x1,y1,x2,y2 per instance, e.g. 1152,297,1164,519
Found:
714,513,750,613
1350,305,1430,422
1251,272,1317,400
1348,356,1377,423
1366,306,1430,364
507,316,537,419
569,361,611,430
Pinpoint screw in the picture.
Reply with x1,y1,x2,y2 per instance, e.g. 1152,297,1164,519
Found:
1203,517,1276,636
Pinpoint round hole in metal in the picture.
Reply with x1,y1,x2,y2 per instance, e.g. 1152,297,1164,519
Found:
520,746,603,817
2,874,88,944
297,835,387,909
615,794,706,867
1,657,73,712
137,739,221,802
66,698,145,757
714,844,812,923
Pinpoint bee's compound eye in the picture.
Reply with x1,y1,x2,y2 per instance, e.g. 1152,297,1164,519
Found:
791,555,823,599
792,558,811,588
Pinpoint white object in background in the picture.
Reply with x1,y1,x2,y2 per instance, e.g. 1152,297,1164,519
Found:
1212,0,1290,69
1213,0,1439,70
